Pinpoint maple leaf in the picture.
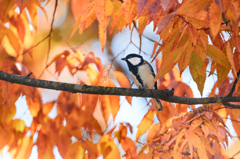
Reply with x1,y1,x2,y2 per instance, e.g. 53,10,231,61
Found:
122,0,137,25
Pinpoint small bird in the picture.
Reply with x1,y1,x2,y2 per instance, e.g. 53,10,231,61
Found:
121,54,163,111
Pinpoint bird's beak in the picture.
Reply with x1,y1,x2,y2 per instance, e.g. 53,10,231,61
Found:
121,58,126,61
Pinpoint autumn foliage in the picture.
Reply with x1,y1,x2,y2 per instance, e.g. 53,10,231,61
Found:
0,0,240,158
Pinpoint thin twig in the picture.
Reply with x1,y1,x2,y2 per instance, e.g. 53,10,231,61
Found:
38,0,58,78
224,102,240,109
227,69,240,96
230,150,240,159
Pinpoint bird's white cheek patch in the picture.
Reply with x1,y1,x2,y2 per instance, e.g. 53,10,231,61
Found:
128,57,141,66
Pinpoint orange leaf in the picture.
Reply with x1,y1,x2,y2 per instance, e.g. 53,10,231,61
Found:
56,127,71,157
95,0,113,29
108,81,120,119
57,91,78,116
175,0,211,15
188,23,198,46
173,129,186,153
154,33,183,80
70,2,96,37
15,0,29,12
189,120,202,132
209,2,222,40
120,137,137,159
42,101,55,115
151,41,159,58
138,13,149,36
189,51,206,95
122,0,137,24
230,109,240,138
2,26,22,57
110,0,126,33
65,142,85,159
71,0,90,20
110,95,120,120
114,71,131,88
136,110,156,141
98,24,107,52
226,41,237,76
114,71,132,104
98,134,121,159
81,139,98,158
37,131,55,159
147,123,161,141
178,42,194,75
24,87,42,117
10,137,33,159
101,95,112,123
201,124,210,137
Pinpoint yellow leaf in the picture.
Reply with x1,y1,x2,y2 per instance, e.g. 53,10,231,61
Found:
98,134,120,159
10,137,33,159
175,0,211,15
154,46,182,81
65,142,85,159
11,119,26,132
110,1,126,33
178,43,194,75
189,51,206,95
136,110,156,141
207,45,231,68
209,2,222,40
216,63,230,86
226,41,237,76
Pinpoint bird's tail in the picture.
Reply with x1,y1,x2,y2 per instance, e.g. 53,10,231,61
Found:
153,98,163,111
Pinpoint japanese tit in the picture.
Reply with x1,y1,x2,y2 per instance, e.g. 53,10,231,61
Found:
121,54,163,111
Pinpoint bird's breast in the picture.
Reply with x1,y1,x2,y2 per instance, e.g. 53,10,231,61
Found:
138,64,155,89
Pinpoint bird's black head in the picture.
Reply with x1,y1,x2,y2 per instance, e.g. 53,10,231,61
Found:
121,54,144,67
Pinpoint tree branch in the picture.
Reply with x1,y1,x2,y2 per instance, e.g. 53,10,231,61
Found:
227,69,240,96
1,71,240,106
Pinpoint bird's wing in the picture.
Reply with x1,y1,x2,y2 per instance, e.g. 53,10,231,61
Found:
143,60,158,89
